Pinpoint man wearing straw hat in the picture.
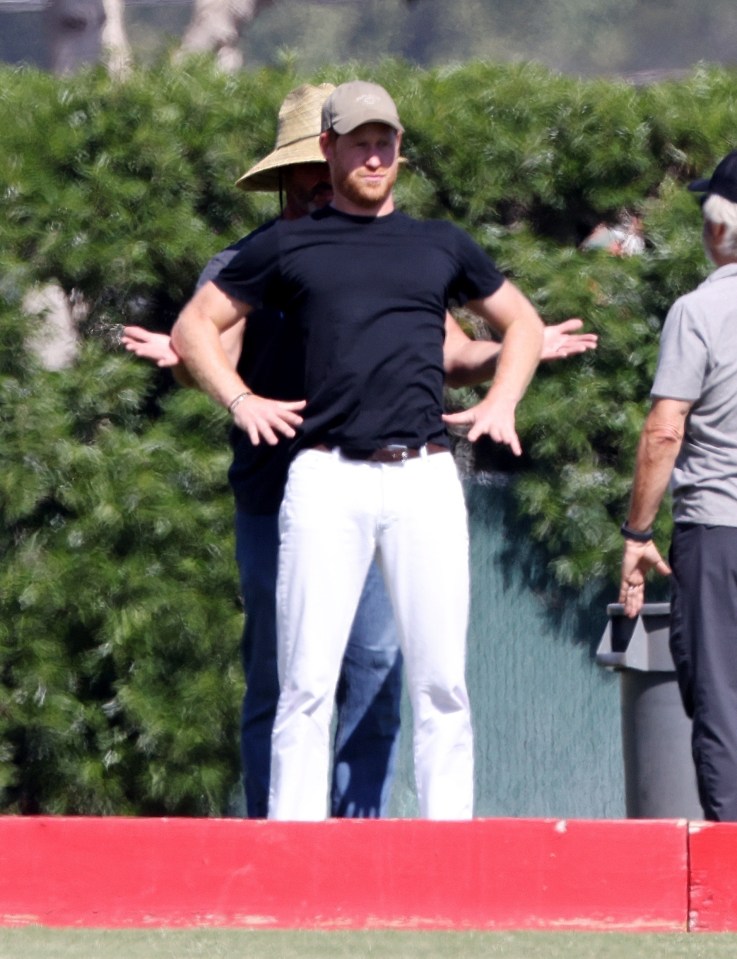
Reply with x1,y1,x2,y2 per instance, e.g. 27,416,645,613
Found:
169,80,553,820
125,84,403,820
128,81,596,820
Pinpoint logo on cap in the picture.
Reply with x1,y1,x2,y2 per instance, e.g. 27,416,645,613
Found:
321,81,404,135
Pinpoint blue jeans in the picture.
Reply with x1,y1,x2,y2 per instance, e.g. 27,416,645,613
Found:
235,506,402,818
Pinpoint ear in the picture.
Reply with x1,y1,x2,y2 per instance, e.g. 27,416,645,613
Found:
394,130,403,162
319,130,332,161
705,218,727,243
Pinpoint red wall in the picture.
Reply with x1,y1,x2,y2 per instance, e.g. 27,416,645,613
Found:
0,816,705,931
689,821,737,931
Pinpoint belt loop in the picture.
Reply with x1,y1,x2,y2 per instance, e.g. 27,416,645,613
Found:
419,444,428,459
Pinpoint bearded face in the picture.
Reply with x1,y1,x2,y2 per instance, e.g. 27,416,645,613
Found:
322,123,400,214
282,163,333,218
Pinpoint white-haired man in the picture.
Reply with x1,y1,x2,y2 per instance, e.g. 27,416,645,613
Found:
619,148,737,821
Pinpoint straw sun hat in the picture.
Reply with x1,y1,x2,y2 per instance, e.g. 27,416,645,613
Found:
235,83,335,192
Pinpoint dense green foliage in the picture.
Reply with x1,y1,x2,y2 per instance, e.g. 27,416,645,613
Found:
1,57,735,813
0,299,242,814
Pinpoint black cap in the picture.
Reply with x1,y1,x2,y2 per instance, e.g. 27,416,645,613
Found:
688,149,737,202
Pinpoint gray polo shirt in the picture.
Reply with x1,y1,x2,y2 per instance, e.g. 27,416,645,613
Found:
651,262,737,525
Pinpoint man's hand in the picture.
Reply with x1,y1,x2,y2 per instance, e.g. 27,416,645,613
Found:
232,394,307,446
443,395,521,454
121,326,180,367
542,319,598,361
619,539,672,618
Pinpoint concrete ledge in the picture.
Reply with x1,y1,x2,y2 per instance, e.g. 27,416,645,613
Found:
0,816,689,930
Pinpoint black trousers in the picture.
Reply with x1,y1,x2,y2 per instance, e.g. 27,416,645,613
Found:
670,523,737,821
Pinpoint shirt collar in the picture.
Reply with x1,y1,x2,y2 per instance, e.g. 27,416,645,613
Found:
703,262,737,285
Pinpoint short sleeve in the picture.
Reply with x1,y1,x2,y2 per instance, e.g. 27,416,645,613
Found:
449,227,505,304
212,222,281,310
651,298,708,401
196,241,245,290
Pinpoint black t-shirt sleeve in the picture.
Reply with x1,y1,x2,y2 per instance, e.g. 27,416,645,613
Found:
211,224,281,310
196,243,245,290
449,226,505,305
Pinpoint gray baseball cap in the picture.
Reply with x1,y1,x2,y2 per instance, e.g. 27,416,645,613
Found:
321,81,404,135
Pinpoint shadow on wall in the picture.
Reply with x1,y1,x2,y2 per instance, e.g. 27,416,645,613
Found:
390,477,627,821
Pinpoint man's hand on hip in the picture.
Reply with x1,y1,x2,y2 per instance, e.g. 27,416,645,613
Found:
233,395,306,445
443,396,521,454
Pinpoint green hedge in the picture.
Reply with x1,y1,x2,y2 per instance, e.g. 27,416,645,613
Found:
1,58,735,814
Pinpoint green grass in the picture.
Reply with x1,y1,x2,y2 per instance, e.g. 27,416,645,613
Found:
1,930,737,959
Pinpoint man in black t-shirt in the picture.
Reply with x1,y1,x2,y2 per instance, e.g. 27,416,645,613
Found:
124,84,404,820
172,81,545,820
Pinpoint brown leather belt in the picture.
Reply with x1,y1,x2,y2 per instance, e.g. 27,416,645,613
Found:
312,443,448,463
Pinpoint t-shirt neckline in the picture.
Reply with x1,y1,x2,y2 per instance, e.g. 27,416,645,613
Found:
318,205,399,225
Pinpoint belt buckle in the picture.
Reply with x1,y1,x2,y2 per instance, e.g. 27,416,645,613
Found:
385,444,409,463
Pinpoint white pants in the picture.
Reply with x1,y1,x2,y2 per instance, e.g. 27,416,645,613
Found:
269,447,473,820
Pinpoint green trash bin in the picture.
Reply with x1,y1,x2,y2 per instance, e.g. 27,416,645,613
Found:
596,602,702,819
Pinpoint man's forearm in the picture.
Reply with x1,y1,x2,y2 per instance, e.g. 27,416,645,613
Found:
445,339,501,388
626,404,688,530
483,310,543,408
466,281,544,404
627,434,679,531
619,402,686,618
169,360,197,389
443,319,598,388
441,284,544,450
170,287,249,411
171,287,305,445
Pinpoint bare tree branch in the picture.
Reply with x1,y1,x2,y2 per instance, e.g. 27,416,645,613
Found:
176,0,274,72
102,0,132,77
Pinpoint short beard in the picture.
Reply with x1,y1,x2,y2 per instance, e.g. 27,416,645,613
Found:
307,182,333,212
335,166,396,210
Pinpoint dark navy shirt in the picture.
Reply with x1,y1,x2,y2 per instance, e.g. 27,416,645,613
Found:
214,207,504,455
198,221,305,515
